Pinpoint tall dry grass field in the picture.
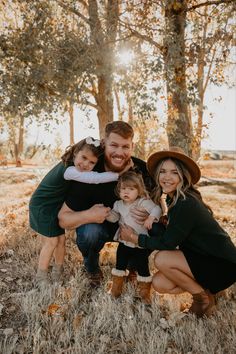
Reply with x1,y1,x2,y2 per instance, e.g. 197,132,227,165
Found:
0,160,235,354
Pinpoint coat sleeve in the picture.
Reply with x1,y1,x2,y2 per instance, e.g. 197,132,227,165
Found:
138,197,197,250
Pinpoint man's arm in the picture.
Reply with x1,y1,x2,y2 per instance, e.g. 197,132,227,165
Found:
58,203,111,230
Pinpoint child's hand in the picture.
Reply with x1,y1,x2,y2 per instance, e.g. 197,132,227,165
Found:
144,215,155,230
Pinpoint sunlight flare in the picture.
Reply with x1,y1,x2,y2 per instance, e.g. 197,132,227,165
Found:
117,50,135,66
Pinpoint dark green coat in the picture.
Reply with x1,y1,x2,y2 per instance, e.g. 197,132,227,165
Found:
29,162,70,236
139,194,236,264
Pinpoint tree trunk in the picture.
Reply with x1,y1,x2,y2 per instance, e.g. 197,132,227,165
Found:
88,0,118,136
15,114,24,167
68,102,74,145
96,75,114,137
164,0,193,155
193,46,205,160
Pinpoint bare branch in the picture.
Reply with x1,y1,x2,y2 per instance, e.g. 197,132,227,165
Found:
55,0,90,24
119,20,163,52
187,0,235,12
78,0,89,9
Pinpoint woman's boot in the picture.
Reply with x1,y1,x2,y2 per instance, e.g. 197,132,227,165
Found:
110,269,128,298
189,290,216,317
137,275,153,305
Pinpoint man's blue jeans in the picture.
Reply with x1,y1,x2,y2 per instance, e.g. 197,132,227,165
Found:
76,221,118,273
76,221,165,274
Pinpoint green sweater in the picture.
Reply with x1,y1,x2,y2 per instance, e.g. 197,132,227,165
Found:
139,194,236,264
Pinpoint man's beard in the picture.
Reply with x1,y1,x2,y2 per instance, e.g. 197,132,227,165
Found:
104,156,130,173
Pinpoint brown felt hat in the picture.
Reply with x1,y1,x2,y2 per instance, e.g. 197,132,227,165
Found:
147,146,201,184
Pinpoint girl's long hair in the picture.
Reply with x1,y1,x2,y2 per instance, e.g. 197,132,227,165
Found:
152,158,213,214
61,138,104,166
116,171,149,199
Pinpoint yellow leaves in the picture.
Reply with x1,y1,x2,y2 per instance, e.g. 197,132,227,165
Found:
172,1,183,12
8,213,16,220
73,313,84,330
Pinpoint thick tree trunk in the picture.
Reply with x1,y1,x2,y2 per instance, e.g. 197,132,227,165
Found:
96,76,114,137
164,0,193,155
88,0,118,136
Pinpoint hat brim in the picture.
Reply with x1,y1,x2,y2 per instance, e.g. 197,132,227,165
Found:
147,151,201,184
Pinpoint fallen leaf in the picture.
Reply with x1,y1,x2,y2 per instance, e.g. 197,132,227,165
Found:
73,313,84,329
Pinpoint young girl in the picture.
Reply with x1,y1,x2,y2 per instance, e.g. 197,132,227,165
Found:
106,171,162,304
120,147,236,317
29,137,123,287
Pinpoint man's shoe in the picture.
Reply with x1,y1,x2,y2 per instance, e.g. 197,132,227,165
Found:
85,270,104,289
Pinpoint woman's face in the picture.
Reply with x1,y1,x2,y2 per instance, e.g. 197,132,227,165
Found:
158,159,181,197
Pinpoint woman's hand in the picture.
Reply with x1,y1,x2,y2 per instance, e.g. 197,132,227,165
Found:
120,224,139,245
130,206,149,225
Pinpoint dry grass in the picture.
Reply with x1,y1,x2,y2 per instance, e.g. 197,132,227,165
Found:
0,163,235,354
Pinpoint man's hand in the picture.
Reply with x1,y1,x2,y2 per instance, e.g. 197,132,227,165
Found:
58,203,111,229
89,204,111,223
130,206,149,225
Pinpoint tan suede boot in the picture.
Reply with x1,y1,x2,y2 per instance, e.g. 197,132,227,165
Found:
137,275,152,305
189,290,216,317
110,269,128,298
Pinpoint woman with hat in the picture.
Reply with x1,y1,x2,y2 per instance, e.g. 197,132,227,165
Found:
120,147,236,317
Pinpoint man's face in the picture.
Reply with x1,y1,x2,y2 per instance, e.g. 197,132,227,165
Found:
104,133,133,172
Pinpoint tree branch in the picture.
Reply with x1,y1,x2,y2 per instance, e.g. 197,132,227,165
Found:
203,47,216,94
187,0,235,12
119,20,163,52
55,0,90,24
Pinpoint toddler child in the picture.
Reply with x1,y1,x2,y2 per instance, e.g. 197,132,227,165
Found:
106,171,162,304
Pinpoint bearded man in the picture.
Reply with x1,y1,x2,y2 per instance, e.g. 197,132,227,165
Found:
58,121,153,287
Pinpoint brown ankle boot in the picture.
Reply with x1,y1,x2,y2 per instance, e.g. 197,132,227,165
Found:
110,269,127,298
137,276,152,305
189,290,216,317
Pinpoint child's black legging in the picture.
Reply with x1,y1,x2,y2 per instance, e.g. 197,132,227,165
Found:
116,242,151,277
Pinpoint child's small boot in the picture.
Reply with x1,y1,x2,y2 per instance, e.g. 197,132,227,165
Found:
110,269,128,298
189,290,216,317
51,264,64,284
137,275,153,305
35,269,50,288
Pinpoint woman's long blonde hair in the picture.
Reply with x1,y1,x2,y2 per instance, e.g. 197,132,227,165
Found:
152,158,212,213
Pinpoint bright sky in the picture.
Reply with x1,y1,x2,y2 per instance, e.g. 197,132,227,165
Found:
27,84,235,152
